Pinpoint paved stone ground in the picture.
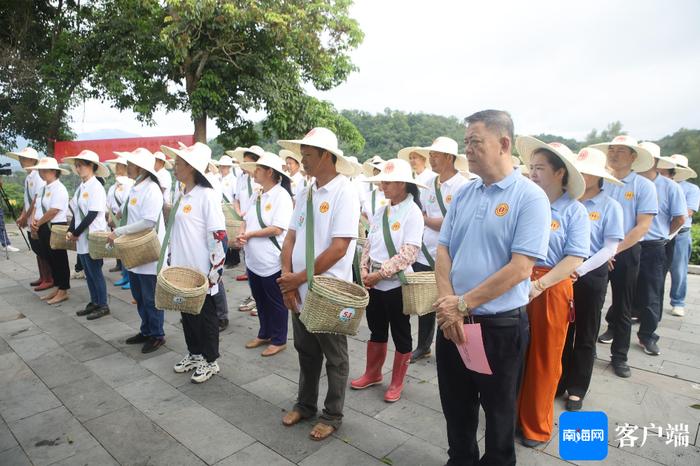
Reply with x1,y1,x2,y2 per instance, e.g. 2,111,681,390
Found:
0,228,699,465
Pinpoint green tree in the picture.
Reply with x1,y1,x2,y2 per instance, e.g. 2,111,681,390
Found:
584,121,626,146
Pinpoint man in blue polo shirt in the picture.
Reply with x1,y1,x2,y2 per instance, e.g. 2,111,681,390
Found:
433,110,550,466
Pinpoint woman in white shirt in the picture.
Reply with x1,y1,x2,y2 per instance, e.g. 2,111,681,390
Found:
105,156,134,285
236,153,294,357
64,150,110,320
161,142,227,384
108,148,166,354
27,158,71,304
351,158,426,403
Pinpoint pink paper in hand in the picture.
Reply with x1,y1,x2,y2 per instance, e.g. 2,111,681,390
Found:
455,323,493,375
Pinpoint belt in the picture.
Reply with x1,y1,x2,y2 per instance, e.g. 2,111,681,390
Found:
678,227,691,234
466,307,524,327
640,239,667,247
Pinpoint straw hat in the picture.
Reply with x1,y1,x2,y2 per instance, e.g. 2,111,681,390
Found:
658,153,697,181
63,150,110,178
280,149,302,164
591,135,654,173
397,146,431,169
240,152,290,180
512,155,530,176
362,155,385,177
363,158,428,189
115,147,159,178
225,145,266,164
153,151,173,169
345,156,363,177
5,147,40,161
573,148,622,186
160,142,212,179
26,157,69,175
516,136,586,199
410,137,469,172
277,127,355,177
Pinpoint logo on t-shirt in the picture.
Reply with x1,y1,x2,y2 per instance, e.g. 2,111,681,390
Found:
130,198,137,206
495,203,509,217
551,220,560,231
82,191,89,199
45,191,52,198
624,191,634,200
589,211,601,221
297,214,305,227
446,194,453,203
391,221,401,231
319,201,330,214
182,204,192,214
265,202,272,212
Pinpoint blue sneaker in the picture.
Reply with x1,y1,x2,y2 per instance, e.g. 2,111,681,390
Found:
121,282,131,290
114,277,128,287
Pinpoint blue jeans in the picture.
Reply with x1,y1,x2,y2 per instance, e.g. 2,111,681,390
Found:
128,272,164,338
78,253,107,306
670,229,691,308
247,268,288,345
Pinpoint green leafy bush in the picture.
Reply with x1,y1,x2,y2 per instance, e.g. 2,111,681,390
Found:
691,224,700,265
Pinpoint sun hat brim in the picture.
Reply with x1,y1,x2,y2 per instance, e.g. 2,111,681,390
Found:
26,163,70,176
277,139,355,177
590,142,655,173
574,161,623,186
161,145,210,179
63,155,110,178
517,136,586,200
239,161,290,180
674,166,697,182
120,152,159,178
5,150,40,162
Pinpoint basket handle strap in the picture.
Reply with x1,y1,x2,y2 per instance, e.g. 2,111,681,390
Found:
420,242,435,270
352,245,363,287
381,207,407,285
157,196,182,274
222,201,241,221
255,195,281,251
434,176,447,217
305,188,314,289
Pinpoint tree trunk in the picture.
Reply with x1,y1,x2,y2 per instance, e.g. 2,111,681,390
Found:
193,112,207,143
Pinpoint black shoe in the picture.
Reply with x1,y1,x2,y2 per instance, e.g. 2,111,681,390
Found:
566,397,583,411
86,306,110,320
639,339,660,356
612,361,631,378
219,319,229,331
630,316,640,325
141,337,165,354
126,333,149,345
521,438,545,448
410,347,431,363
76,302,99,317
597,328,614,344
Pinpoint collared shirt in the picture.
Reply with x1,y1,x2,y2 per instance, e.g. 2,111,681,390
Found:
107,177,134,215
243,183,293,277
169,185,226,295
367,195,424,291
291,174,360,305
644,173,687,240
125,178,165,275
538,192,590,267
34,179,69,223
439,169,551,315
581,191,624,255
70,176,108,254
235,173,260,216
156,168,172,205
679,180,700,227
603,171,657,236
418,171,469,266
290,171,305,201
205,173,223,203
24,170,46,218
361,188,387,222
220,172,237,204
415,168,437,204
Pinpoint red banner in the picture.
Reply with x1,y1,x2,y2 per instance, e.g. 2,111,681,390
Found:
54,135,196,162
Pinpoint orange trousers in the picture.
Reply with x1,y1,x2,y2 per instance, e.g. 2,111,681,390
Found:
518,266,573,441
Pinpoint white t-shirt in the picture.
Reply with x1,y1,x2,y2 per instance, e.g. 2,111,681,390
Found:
156,168,173,205
205,173,223,203
124,178,165,275
24,170,46,228
289,171,305,201
235,173,260,216
368,196,425,291
361,188,388,223
168,185,226,295
418,172,470,266
34,179,69,223
107,177,134,215
243,183,293,277
220,172,237,204
291,174,360,305
70,176,108,254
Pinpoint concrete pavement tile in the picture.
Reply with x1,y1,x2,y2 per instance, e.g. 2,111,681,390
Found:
375,399,449,449
0,446,32,466
0,417,18,453
47,446,119,466
8,406,103,466
0,353,61,422
382,436,447,466
344,383,396,418
6,332,61,361
335,407,410,459
587,373,649,404
0,317,43,341
139,350,194,388
0,336,11,356
24,349,92,389
402,376,443,412
116,375,198,419
299,438,383,465
84,406,206,466
659,360,700,383
241,373,298,406
81,318,135,341
216,351,271,386
52,374,130,422
214,441,295,466
83,351,151,388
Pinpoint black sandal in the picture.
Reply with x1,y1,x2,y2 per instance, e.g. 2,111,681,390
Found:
566,396,583,411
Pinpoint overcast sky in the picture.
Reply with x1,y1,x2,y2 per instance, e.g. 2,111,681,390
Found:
69,0,700,142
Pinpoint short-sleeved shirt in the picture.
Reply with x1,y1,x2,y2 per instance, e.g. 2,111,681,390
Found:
290,171,306,201
125,178,165,275
581,191,624,255
367,195,424,291
418,172,469,266
205,173,223,203
644,173,687,240
70,176,108,254
34,179,69,223
24,170,46,220
235,173,260,216
169,185,226,295
538,192,590,267
679,180,699,228
220,172,237,204
603,172,657,235
438,169,551,315
291,174,360,305
243,183,293,277
107,178,134,215
362,188,388,222
415,169,437,206
156,168,172,205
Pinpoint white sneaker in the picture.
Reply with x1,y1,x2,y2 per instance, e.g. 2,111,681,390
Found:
191,360,219,383
173,353,204,373
71,271,85,279
4,246,19,252
671,306,685,317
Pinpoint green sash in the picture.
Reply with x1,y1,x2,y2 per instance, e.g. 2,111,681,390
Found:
157,196,182,273
255,195,281,251
381,207,407,285
434,176,447,216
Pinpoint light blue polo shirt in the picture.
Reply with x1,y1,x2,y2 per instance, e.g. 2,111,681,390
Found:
603,172,657,235
438,169,550,315
644,174,687,240
538,193,590,267
581,191,624,255
680,181,699,228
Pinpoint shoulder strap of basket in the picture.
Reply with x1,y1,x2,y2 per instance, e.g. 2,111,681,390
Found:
434,176,447,217
381,207,407,285
75,186,87,222
255,195,281,251
222,190,232,204
247,175,252,197
223,201,241,221
305,188,315,289
352,245,363,287
157,196,182,274
371,189,376,216
420,242,435,270
119,194,129,227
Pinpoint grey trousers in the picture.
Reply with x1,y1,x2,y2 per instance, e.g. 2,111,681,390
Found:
291,313,349,428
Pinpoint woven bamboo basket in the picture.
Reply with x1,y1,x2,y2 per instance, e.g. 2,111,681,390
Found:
155,266,208,315
88,231,115,260
113,229,160,269
401,271,438,316
225,219,244,248
222,203,238,224
300,275,369,336
49,225,75,251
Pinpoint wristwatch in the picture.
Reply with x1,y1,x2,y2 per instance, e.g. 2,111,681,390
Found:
457,295,470,316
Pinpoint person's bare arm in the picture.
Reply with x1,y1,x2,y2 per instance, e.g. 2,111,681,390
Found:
616,213,653,254
669,215,686,237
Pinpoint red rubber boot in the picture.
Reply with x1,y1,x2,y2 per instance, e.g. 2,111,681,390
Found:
351,341,388,390
384,351,411,402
